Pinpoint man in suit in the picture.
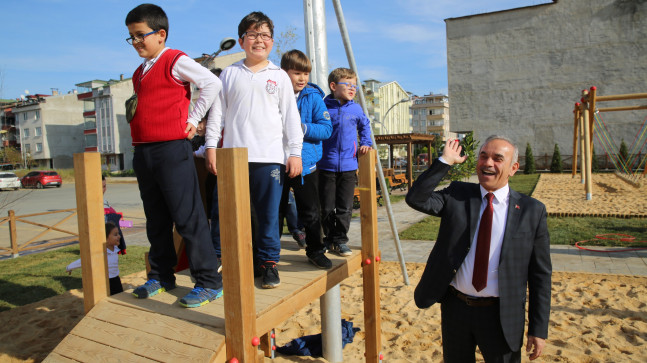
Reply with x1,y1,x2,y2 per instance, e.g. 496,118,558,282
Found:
405,136,551,362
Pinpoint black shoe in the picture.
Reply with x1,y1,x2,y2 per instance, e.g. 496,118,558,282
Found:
260,261,280,288
292,231,307,248
307,252,332,269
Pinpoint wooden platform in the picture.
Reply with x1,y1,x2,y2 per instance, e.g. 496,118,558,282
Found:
44,244,362,362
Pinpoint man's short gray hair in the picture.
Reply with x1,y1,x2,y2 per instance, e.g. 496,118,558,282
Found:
479,135,519,165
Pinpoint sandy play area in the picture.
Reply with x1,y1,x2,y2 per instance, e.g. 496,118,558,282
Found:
532,173,647,217
1,262,646,362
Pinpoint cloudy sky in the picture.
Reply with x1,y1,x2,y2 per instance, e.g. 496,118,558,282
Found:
0,0,548,99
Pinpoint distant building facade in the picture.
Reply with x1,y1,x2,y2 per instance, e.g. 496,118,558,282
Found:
446,0,647,157
411,93,455,140
76,77,134,171
13,93,84,169
363,79,412,135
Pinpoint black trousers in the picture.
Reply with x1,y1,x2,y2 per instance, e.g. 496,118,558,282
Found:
109,276,123,296
279,170,325,256
318,170,356,245
440,291,520,363
133,140,222,289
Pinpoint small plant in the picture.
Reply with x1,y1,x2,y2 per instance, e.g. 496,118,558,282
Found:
447,132,479,182
550,143,563,173
619,139,629,170
524,143,536,174
591,143,599,172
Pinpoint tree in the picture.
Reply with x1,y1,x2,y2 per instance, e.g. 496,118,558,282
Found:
431,136,444,160
619,139,629,170
591,143,599,172
0,146,22,166
447,132,479,181
550,143,563,173
271,26,298,64
524,143,536,174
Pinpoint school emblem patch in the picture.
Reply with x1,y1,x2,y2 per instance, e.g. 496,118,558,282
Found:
323,111,331,120
266,79,277,94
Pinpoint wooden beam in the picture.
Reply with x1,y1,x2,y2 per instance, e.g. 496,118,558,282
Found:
588,87,597,163
597,105,647,112
572,104,579,178
73,152,109,313
358,149,382,362
217,148,261,363
594,92,647,102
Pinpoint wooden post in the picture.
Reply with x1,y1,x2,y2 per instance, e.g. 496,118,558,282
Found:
73,152,109,313
217,148,260,363
589,86,597,162
8,210,19,258
358,149,382,362
579,110,586,184
572,103,579,178
581,102,593,200
406,142,413,187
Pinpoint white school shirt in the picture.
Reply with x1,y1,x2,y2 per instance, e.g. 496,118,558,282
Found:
66,247,120,278
141,47,222,128
205,60,303,164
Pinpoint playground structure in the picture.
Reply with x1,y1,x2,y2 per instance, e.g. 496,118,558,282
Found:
45,149,383,362
572,87,647,200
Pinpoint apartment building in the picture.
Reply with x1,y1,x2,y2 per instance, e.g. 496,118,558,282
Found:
411,93,455,140
76,77,133,171
13,92,85,169
362,79,412,135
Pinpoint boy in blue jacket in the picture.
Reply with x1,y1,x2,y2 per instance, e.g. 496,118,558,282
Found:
319,67,372,256
279,50,333,269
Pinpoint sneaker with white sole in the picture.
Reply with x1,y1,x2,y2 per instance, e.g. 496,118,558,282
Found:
179,287,223,308
132,279,176,299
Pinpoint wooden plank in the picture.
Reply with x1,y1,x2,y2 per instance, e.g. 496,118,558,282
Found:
73,152,109,313
70,317,216,362
358,150,382,362
216,148,261,362
50,334,154,362
594,92,647,102
42,352,79,363
87,300,225,349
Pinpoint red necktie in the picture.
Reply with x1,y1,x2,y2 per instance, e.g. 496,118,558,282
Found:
473,192,494,292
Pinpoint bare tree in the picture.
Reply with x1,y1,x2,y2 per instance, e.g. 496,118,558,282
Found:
271,26,298,64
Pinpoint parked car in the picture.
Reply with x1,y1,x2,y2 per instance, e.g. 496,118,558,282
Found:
20,170,63,189
0,172,21,190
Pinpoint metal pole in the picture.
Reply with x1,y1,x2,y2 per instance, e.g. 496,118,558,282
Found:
332,0,409,285
320,285,343,362
306,2,343,361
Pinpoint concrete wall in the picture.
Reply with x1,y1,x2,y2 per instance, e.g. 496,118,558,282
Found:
446,0,647,157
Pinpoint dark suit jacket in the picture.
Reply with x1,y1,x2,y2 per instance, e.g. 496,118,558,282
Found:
405,160,552,351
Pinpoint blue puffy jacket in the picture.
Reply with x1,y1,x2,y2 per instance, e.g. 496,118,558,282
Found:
318,95,372,172
297,83,332,176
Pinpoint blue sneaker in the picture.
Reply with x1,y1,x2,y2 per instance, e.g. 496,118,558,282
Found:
132,279,176,299
179,287,223,308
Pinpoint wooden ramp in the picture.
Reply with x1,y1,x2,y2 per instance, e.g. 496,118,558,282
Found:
45,245,362,362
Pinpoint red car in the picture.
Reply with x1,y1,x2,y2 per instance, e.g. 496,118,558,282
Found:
21,170,63,189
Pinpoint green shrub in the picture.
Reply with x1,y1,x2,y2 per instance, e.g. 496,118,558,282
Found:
550,144,563,173
524,143,536,174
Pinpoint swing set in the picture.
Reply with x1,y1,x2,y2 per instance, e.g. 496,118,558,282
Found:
572,86,647,200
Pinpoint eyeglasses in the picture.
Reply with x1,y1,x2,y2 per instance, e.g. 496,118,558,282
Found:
336,82,358,90
243,31,273,41
126,30,159,45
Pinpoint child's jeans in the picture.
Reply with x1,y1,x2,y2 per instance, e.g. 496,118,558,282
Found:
249,162,284,263
319,170,357,246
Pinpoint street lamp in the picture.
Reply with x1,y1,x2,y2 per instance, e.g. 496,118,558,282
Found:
374,96,410,167
200,37,237,67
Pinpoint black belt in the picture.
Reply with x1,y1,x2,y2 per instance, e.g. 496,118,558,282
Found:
448,285,499,307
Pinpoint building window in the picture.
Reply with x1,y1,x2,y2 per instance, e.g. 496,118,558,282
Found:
36,143,42,153
429,109,434,115
24,144,31,153
35,110,40,120
23,128,29,138
35,127,42,137
85,134,97,148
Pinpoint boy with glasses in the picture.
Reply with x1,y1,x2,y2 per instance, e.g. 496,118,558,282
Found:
205,11,303,289
318,68,372,257
125,3,223,308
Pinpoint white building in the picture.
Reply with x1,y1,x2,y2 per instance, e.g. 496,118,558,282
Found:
363,79,412,135
411,93,455,140
13,92,85,169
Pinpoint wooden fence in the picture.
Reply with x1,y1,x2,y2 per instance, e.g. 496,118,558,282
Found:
0,209,78,258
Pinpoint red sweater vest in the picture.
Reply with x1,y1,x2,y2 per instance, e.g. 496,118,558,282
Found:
130,49,191,144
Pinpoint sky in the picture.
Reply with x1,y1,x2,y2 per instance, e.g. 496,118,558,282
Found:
0,0,549,100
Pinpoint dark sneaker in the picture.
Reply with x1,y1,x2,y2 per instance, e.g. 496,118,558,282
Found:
259,261,280,289
132,279,176,299
308,252,332,269
292,231,307,248
333,243,352,257
179,287,223,308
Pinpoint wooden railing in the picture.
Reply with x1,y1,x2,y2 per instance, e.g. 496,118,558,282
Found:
0,209,78,258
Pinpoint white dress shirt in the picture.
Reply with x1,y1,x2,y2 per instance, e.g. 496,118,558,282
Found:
141,47,222,128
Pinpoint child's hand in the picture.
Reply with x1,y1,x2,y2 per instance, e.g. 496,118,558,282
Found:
359,145,371,155
206,148,217,175
286,156,303,178
185,123,197,140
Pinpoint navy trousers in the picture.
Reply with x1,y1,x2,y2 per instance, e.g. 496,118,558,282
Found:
133,139,222,289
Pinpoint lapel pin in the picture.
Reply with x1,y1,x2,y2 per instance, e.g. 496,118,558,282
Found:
515,204,520,209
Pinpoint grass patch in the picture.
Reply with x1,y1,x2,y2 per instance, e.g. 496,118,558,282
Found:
508,173,540,196
0,245,148,312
